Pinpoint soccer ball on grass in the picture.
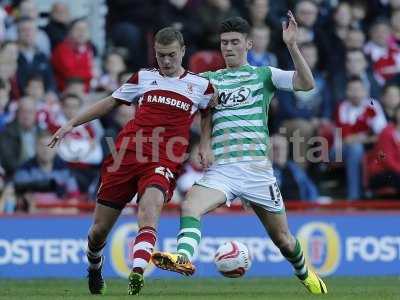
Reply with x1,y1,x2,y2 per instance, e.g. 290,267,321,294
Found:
214,241,251,278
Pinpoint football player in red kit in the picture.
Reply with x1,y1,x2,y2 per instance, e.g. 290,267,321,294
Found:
48,27,214,295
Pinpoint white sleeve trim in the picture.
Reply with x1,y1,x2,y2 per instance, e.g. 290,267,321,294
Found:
269,67,295,91
368,100,387,134
111,83,141,103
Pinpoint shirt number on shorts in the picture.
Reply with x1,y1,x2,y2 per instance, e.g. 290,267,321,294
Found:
154,166,174,181
269,183,282,206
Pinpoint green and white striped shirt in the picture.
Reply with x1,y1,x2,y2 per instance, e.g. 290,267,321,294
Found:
202,64,294,165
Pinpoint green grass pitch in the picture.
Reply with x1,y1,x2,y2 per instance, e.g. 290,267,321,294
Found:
1,277,399,300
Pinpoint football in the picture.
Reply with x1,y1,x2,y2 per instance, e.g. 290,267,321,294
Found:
214,241,252,278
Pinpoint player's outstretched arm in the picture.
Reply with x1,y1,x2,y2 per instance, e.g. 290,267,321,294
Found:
282,10,315,91
48,96,120,148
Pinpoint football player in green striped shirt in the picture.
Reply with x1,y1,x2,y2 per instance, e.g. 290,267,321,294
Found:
152,13,327,294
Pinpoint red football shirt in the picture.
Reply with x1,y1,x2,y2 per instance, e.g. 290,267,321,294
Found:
111,68,213,172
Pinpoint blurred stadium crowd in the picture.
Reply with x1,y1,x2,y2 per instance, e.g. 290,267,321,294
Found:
0,0,399,213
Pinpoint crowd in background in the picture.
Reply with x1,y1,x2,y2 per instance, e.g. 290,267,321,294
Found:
0,0,399,213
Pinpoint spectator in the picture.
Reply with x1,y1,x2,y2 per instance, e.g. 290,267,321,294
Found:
55,94,103,195
320,1,352,74
367,104,400,194
42,2,70,50
247,26,278,67
0,97,39,176
294,0,320,43
159,0,203,60
14,129,79,201
364,19,400,84
277,42,331,168
246,0,281,31
295,0,319,38
96,51,127,93
334,76,387,199
350,0,369,30
197,0,239,49
271,135,319,201
0,41,20,99
344,28,366,50
6,0,51,56
24,75,61,130
380,83,400,122
52,18,94,93
0,77,13,131
389,9,400,48
332,49,381,101
290,0,325,68
106,0,161,69
24,75,45,101
16,17,56,93
63,77,86,98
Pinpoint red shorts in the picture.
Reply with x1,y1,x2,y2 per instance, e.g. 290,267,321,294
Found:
97,151,177,210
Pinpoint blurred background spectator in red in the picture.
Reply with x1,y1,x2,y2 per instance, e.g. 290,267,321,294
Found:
52,18,94,93
334,76,387,199
54,94,103,197
367,104,400,196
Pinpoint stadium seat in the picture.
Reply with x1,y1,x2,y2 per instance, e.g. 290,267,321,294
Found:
188,51,225,73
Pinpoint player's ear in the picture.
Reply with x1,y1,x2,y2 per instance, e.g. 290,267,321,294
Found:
246,37,253,51
181,45,186,57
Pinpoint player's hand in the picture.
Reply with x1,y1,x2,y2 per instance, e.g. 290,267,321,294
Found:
282,10,298,46
198,143,214,169
48,123,74,148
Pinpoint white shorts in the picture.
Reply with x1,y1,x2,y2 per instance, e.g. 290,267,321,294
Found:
196,160,284,213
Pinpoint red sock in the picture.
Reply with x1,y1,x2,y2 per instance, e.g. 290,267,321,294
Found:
131,226,156,274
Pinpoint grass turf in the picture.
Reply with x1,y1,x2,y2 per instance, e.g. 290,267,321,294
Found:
1,277,399,300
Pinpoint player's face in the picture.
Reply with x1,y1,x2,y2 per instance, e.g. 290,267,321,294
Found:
155,41,185,77
220,32,252,68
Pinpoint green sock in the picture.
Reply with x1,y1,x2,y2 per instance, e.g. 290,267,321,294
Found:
285,239,308,280
176,216,201,261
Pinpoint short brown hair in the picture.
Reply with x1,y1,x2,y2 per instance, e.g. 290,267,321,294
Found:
154,27,184,47
220,17,250,36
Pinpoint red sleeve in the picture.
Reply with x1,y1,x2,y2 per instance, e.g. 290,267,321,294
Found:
127,72,139,84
